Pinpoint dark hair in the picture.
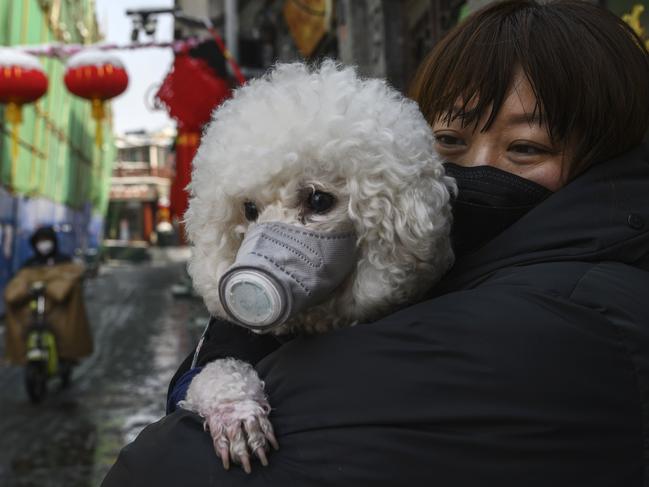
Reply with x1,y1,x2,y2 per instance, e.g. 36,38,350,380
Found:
30,226,57,246
409,0,649,178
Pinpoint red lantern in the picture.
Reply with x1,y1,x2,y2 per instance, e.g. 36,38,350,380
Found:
155,52,231,132
64,50,128,147
0,48,48,167
155,52,232,242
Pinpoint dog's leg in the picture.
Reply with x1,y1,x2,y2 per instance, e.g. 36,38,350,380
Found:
179,357,279,473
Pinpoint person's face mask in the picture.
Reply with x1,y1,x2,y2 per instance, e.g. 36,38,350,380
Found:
444,163,553,257
35,239,55,256
218,222,357,332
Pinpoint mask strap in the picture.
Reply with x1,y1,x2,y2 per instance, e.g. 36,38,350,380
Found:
191,318,212,368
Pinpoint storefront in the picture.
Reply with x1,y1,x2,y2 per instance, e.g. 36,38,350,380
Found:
104,130,175,248
105,180,168,244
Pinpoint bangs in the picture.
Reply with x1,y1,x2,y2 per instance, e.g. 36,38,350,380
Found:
414,4,553,135
410,0,649,176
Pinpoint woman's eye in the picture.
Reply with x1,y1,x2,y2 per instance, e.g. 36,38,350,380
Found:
244,201,258,221
509,144,548,156
434,134,466,147
307,190,335,214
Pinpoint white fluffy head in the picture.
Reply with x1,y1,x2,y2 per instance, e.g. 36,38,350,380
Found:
186,61,454,334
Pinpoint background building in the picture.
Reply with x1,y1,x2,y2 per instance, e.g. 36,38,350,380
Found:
0,0,116,314
105,128,175,247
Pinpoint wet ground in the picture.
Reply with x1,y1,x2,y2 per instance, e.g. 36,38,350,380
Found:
0,249,207,486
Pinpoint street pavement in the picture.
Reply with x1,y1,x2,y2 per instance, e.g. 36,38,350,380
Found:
0,249,207,486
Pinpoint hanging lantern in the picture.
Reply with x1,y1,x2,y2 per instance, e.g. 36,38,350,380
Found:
155,51,232,132
0,48,48,165
155,50,232,243
64,50,128,147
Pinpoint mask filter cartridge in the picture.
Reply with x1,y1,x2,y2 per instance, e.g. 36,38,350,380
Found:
218,222,357,332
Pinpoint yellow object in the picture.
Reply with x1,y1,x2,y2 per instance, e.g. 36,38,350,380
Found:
91,97,104,148
176,131,200,146
623,4,649,50
6,101,22,177
26,330,59,375
283,0,332,57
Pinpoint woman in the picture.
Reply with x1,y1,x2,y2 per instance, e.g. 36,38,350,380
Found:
103,1,649,485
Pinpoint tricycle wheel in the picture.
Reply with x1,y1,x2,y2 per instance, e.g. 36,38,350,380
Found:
59,360,73,389
25,361,48,404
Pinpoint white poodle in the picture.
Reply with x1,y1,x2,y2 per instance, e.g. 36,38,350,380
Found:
180,61,455,472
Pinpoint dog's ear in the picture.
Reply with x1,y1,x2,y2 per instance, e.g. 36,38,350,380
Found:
185,190,246,317
347,161,454,306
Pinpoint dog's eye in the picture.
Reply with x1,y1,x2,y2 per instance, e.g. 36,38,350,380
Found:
307,191,335,214
244,201,258,221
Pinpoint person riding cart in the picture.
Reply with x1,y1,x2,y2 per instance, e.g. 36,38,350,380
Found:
3,227,92,400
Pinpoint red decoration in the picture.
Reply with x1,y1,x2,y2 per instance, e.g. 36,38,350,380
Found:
0,65,48,105
0,49,48,171
156,52,232,242
170,130,201,243
155,53,231,132
64,51,128,147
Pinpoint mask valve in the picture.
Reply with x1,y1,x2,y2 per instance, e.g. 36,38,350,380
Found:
220,269,286,329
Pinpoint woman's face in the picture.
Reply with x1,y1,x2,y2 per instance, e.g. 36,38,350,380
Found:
432,73,570,191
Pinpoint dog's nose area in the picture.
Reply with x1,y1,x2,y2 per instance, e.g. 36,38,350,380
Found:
254,202,301,226
219,221,358,331
243,201,258,222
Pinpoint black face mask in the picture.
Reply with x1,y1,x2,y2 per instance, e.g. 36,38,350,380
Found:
444,163,553,258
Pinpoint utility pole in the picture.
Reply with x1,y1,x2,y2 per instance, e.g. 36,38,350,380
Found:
225,0,238,62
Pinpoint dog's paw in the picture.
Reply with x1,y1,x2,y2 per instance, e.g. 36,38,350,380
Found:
179,358,279,473
203,397,279,473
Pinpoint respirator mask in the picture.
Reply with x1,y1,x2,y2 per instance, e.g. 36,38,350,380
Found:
218,222,357,332
35,240,55,256
444,162,553,257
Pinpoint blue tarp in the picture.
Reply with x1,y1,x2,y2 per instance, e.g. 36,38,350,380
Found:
0,189,102,315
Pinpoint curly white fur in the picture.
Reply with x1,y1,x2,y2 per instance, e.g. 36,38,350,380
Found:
181,358,269,411
186,60,455,334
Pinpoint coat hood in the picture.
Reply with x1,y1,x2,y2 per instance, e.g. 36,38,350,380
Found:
437,144,649,293
30,226,59,256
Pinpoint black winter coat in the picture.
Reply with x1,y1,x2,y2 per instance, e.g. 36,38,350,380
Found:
102,145,649,487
